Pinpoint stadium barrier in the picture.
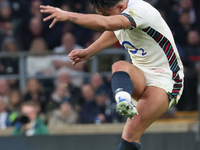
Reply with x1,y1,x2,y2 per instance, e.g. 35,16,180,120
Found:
0,118,199,150
0,48,130,91
1,133,200,150
0,118,198,136
0,131,199,150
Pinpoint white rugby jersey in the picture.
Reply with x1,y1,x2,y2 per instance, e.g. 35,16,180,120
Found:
114,0,184,101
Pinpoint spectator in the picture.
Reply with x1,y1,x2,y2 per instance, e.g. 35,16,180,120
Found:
60,2,74,33
169,0,200,29
53,32,84,69
46,0,93,48
86,2,95,14
12,101,49,136
0,38,19,76
20,17,43,50
80,84,96,123
29,0,43,19
7,90,22,114
23,78,47,113
177,30,200,111
0,1,12,31
19,0,60,50
179,0,197,24
73,0,87,13
0,21,20,48
60,2,73,11
94,86,121,123
19,0,43,30
26,38,55,76
81,84,95,104
90,74,105,91
0,79,10,104
26,38,55,93
53,0,86,12
174,11,193,46
185,29,200,63
1,36,19,52
0,97,11,129
48,100,79,126
29,17,43,39
184,29,200,70
46,83,79,113
55,69,82,104
19,0,44,19
0,1,20,38
53,32,85,87
80,85,121,124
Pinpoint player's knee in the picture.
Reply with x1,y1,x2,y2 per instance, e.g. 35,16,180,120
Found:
112,61,128,72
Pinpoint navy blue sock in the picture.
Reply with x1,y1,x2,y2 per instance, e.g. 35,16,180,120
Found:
111,71,134,96
116,138,141,150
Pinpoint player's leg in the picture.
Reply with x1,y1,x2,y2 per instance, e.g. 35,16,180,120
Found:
111,61,146,118
111,61,169,149
116,86,169,150
112,60,146,100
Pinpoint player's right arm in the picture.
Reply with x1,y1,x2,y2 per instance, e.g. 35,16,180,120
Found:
68,31,118,65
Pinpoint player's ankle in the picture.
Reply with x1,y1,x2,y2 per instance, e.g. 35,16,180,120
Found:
111,71,134,103
115,91,131,103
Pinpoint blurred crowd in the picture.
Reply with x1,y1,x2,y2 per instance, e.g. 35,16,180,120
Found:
0,0,200,136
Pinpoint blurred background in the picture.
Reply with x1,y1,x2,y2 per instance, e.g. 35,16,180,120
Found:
0,0,200,149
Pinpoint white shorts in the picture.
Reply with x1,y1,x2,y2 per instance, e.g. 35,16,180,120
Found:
132,66,184,108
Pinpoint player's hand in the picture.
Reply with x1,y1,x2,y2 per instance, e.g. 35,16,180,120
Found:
40,5,68,28
68,49,90,66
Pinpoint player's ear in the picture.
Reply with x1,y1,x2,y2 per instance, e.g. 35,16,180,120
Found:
117,2,125,12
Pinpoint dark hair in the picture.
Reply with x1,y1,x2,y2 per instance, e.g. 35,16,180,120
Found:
89,0,122,10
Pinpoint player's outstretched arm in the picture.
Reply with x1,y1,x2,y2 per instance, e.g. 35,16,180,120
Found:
40,5,131,31
69,31,118,65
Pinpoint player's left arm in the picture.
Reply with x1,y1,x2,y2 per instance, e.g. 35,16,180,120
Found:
40,5,132,31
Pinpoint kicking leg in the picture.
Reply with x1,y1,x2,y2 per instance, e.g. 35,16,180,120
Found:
118,86,169,150
111,61,146,118
112,61,146,101
111,61,169,149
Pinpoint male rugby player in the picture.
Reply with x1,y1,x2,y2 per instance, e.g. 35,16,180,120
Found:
40,0,184,149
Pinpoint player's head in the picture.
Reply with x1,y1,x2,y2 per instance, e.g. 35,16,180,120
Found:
89,0,128,16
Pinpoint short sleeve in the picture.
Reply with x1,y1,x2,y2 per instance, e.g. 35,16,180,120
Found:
121,5,155,29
